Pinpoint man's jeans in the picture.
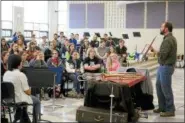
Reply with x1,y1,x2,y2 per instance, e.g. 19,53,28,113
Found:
31,96,41,122
156,65,175,112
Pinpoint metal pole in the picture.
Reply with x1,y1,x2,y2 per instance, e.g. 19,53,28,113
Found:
52,74,56,110
110,85,114,123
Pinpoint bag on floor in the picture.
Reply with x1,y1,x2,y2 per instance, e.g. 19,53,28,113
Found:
76,106,128,123
47,85,61,98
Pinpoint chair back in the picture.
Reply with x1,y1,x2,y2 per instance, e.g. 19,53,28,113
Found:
126,68,137,73
1,82,16,104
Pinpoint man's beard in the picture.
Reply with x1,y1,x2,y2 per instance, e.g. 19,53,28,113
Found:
160,29,165,35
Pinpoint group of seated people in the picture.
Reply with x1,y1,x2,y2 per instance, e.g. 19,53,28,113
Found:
1,32,128,99
0,31,129,122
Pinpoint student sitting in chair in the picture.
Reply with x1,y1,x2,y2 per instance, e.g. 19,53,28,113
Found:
66,51,84,98
84,48,101,73
116,39,128,66
106,53,120,73
3,54,40,123
47,49,65,98
30,52,47,68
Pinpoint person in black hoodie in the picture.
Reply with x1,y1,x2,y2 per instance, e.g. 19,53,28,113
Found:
44,41,60,62
66,51,84,98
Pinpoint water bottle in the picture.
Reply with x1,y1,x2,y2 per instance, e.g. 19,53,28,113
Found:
101,65,105,73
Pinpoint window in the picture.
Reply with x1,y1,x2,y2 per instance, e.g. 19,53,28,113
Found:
39,31,48,38
2,29,12,37
58,1,68,32
1,1,13,21
24,31,32,38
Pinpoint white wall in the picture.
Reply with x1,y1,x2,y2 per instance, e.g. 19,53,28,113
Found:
48,1,58,40
13,6,24,34
68,1,184,54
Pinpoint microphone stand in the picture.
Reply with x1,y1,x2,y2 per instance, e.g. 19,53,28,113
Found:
110,85,114,123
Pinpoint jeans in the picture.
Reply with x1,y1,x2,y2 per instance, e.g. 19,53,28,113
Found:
156,65,175,112
69,73,80,94
31,96,41,122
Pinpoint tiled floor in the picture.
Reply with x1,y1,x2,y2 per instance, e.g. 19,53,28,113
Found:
8,68,184,122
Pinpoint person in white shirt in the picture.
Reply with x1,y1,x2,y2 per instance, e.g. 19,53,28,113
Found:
38,36,49,52
3,54,41,122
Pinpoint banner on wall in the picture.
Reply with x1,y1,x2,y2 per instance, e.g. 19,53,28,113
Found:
13,6,24,34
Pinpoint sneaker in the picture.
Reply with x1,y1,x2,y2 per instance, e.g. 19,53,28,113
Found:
160,112,175,117
153,108,161,113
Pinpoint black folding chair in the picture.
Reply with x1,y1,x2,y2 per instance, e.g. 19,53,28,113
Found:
1,82,37,123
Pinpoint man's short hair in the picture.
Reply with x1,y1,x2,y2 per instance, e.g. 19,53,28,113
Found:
164,22,173,32
60,32,64,34
54,33,58,36
8,54,22,71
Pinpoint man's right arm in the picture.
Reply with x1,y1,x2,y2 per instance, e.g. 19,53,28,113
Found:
20,73,31,95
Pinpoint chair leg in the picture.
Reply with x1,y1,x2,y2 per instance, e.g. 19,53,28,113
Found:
2,106,6,118
8,107,12,123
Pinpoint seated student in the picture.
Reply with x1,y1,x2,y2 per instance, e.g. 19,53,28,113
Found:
1,37,9,52
66,51,84,98
65,43,75,61
107,45,116,56
3,54,41,122
69,33,77,48
53,33,62,49
90,35,99,48
60,39,70,57
1,51,9,79
106,37,116,47
58,32,65,45
84,48,101,73
47,49,65,98
75,33,80,44
30,52,47,68
79,38,90,60
115,39,128,63
19,51,29,67
106,53,120,73
10,43,19,55
95,40,109,62
26,41,37,62
38,36,49,52
17,35,26,52
44,41,59,62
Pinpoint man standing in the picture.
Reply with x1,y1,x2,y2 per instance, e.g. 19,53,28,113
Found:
153,22,177,117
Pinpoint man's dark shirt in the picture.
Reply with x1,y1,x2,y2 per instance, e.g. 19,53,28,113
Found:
115,45,127,56
90,40,99,48
106,40,116,47
158,32,177,66
83,57,101,73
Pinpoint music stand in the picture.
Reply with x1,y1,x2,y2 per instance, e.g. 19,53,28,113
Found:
95,33,101,38
122,34,129,39
84,32,90,37
109,32,112,37
133,32,141,37
23,68,64,111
